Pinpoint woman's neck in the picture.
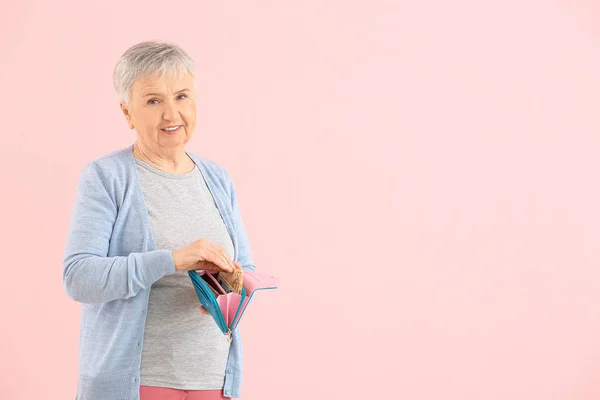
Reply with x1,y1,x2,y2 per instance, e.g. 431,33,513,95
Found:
132,142,195,174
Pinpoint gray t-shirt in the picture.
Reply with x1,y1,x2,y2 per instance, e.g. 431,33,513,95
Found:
135,157,233,390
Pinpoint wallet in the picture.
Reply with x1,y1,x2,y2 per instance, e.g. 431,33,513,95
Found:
188,269,279,339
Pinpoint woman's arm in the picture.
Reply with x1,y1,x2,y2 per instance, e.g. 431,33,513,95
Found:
226,170,256,273
62,161,176,304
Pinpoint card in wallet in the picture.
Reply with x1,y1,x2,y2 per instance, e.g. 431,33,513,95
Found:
188,269,279,338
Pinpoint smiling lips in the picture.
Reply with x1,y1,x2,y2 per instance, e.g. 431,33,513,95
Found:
161,125,182,134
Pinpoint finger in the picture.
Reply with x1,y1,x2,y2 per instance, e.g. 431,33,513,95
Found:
216,246,235,271
211,243,235,271
193,260,215,272
207,246,233,272
233,261,242,270
196,260,219,272
199,306,210,315
205,251,229,272
222,252,236,272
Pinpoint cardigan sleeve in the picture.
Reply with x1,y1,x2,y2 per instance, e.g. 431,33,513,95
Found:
226,170,256,272
62,161,176,304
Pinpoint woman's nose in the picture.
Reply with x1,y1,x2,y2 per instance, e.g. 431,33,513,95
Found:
162,101,178,121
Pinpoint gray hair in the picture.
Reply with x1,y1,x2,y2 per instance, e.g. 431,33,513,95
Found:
113,40,196,106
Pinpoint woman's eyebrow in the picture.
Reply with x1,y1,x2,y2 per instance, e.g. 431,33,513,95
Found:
142,88,190,97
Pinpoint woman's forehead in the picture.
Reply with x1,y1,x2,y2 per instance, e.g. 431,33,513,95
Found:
134,72,194,92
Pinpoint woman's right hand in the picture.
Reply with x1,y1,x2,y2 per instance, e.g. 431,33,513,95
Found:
172,238,235,273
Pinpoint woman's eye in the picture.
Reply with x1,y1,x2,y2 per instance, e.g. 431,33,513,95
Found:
147,95,185,104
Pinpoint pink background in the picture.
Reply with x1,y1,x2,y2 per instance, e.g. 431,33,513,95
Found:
2,0,600,399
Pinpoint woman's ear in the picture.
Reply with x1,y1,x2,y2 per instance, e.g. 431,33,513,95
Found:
120,102,135,129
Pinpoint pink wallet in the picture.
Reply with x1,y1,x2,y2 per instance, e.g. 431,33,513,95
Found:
188,269,279,338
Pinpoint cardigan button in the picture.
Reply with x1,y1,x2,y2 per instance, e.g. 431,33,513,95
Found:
226,368,233,374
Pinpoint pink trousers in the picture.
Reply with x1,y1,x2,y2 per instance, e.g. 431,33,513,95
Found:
139,386,230,400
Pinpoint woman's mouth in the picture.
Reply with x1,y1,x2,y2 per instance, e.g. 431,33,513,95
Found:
161,125,182,135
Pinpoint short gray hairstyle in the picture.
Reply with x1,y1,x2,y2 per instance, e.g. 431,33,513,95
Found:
113,40,196,106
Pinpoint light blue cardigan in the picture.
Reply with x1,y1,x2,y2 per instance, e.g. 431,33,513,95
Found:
62,144,255,400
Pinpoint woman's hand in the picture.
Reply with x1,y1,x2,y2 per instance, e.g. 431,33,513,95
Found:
172,238,236,273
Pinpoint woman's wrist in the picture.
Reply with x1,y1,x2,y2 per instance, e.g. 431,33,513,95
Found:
172,249,182,271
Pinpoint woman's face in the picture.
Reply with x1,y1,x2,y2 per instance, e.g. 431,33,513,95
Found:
120,71,196,153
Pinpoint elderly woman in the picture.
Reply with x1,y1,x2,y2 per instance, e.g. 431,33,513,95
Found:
62,41,256,400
